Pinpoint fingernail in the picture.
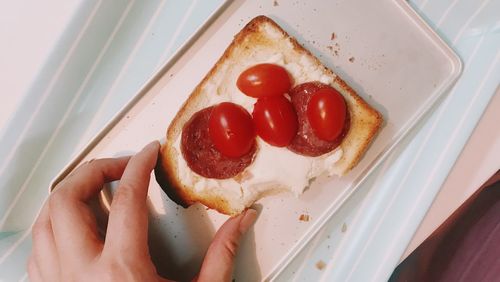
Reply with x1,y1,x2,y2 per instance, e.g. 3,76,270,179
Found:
117,155,132,161
239,209,257,233
143,140,160,152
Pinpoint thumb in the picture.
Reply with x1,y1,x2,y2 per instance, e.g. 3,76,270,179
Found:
197,209,257,282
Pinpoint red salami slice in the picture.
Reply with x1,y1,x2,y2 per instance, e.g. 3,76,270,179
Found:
181,106,256,179
287,82,350,157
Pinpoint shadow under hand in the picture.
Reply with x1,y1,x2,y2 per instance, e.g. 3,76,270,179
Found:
148,200,215,282
99,178,216,282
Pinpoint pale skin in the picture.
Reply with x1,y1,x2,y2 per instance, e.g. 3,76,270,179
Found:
28,141,257,282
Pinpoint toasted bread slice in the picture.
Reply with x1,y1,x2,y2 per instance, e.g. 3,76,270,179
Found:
155,16,383,216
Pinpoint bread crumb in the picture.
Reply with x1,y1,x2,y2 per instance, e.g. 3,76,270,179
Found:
273,0,279,6
341,223,347,233
299,214,310,222
331,32,336,40
316,260,326,270
327,45,340,56
349,57,355,63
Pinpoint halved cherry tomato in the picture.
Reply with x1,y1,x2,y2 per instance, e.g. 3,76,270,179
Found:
237,63,292,98
208,102,256,158
306,86,347,141
252,95,298,147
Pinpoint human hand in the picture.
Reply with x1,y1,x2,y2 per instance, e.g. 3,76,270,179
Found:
28,141,257,282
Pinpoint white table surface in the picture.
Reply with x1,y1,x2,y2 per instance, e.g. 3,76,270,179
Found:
1,0,498,272
0,0,82,132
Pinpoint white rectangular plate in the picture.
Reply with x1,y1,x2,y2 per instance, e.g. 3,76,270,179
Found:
51,0,461,280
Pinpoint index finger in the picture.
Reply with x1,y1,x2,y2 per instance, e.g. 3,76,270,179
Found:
49,157,130,267
54,157,130,201
104,141,159,256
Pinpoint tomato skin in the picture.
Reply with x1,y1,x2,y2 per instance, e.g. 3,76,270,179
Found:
306,87,347,141
252,96,298,147
237,63,292,98
208,102,256,158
